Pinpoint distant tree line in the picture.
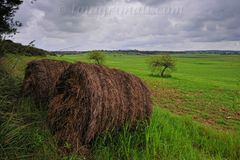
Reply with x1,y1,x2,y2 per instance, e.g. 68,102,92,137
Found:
52,50,240,56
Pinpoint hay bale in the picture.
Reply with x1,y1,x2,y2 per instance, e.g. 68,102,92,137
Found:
48,62,152,153
22,59,70,104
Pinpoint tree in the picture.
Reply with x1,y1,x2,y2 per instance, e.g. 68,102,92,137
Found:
148,54,176,77
0,0,23,57
0,0,23,39
88,51,105,64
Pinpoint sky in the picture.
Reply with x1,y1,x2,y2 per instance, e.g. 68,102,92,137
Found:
12,0,240,51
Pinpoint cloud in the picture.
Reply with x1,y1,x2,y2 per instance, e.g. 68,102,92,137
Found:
12,0,240,51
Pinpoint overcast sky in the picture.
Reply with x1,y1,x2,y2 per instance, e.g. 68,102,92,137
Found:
12,0,240,51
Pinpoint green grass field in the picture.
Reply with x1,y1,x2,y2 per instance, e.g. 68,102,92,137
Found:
1,53,240,159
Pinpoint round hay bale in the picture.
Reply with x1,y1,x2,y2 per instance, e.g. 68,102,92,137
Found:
22,59,70,104
48,62,152,153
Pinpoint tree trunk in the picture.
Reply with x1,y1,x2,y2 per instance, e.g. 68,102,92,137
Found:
161,66,167,77
96,59,100,64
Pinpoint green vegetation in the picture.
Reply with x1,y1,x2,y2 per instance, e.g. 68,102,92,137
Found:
0,40,49,57
93,108,240,160
148,54,176,77
0,0,23,37
1,53,240,159
53,53,240,130
88,51,106,64
0,71,60,159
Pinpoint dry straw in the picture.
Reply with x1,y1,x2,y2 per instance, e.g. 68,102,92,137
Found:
48,62,152,153
22,59,70,104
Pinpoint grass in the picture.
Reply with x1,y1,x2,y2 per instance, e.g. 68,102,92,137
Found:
0,71,60,160
92,107,240,160
0,53,240,159
5,54,240,129
50,53,240,130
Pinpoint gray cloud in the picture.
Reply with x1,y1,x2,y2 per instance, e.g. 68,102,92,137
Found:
12,0,240,51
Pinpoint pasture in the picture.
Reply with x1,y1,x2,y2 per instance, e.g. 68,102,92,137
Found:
1,53,240,159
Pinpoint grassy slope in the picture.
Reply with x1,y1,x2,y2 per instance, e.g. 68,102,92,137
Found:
1,53,240,159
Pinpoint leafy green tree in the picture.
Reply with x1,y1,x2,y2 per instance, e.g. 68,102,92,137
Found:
149,54,176,77
88,51,105,64
0,0,23,38
0,0,23,57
